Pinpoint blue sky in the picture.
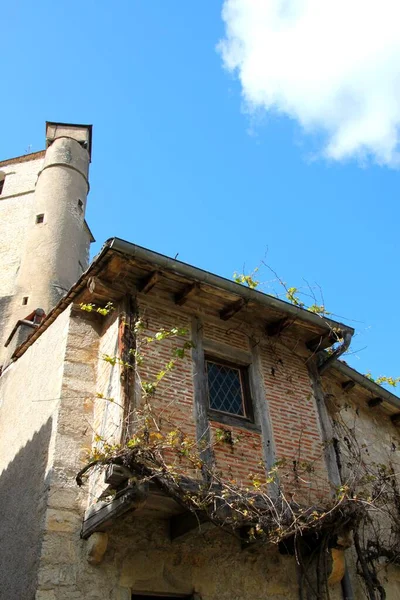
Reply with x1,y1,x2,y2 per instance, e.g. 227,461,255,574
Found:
1,1,399,388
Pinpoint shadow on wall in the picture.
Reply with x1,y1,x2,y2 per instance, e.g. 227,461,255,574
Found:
0,418,52,600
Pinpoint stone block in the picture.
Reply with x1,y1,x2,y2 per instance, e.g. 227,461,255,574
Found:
41,533,77,564
36,591,56,600
86,532,108,565
48,487,80,510
37,565,76,587
112,587,131,600
328,548,345,585
119,552,164,587
45,508,81,533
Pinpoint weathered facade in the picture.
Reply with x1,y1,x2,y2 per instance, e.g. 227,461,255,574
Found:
0,122,94,367
1,123,400,600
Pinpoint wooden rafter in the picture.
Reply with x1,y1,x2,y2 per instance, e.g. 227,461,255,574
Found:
219,298,246,321
137,271,159,294
391,414,400,427
306,332,335,352
342,381,356,393
266,317,290,337
367,397,383,408
80,484,148,539
175,282,200,306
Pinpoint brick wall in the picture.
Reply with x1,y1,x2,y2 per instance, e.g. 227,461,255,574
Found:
133,297,329,493
260,342,328,500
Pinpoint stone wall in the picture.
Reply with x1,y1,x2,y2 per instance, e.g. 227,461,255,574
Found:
35,512,346,600
0,304,70,600
4,290,400,598
323,371,400,598
35,308,101,599
26,299,338,599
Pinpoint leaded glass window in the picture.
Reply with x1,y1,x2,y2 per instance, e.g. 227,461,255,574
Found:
206,359,250,418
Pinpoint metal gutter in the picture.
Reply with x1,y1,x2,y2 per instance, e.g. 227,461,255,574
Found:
333,360,400,409
318,331,353,375
108,237,354,337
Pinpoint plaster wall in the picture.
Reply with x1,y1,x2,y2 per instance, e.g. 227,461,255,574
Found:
0,304,71,600
0,154,44,197
0,140,92,368
11,137,91,327
0,156,44,364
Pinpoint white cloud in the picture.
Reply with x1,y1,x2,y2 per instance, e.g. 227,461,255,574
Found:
219,0,400,166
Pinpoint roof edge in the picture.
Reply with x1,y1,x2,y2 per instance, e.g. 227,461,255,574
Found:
0,150,45,168
333,361,400,410
9,236,354,363
109,237,355,336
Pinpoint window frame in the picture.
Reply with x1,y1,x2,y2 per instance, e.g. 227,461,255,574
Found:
205,355,254,425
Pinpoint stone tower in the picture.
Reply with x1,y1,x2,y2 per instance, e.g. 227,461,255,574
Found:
0,122,94,367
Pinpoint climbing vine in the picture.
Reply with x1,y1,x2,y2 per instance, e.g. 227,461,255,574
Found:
76,301,400,599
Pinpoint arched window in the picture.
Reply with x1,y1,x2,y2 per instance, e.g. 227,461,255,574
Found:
0,172,5,195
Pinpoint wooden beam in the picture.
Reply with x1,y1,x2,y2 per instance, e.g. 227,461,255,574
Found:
191,317,213,473
341,380,355,393
391,414,400,427
219,298,246,321
367,397,383,408
86,276,124,299
175,282,200,306
307,361,342,489
169,511,210,541
249,341,279,499
203,339,251,365
81,484,148,539
137,271,159,294
266,317,290,337
306,333,333,352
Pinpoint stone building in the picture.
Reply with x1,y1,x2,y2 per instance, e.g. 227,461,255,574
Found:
1,122,400,600
0,122,94,368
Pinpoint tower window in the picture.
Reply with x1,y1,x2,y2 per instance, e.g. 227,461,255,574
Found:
78,199,83,210
36,214,44,224
0,175,5,195
22,297,29,306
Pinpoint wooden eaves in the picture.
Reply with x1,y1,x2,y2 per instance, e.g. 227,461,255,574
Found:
11,236,357,365
11,236,400,420
13,236,355,361
332,360,400,422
